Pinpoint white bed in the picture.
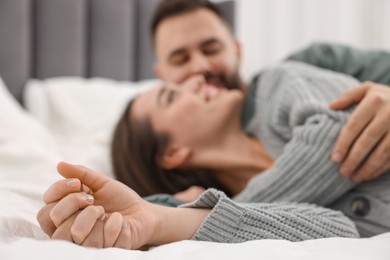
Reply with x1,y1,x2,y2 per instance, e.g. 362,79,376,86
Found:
0,76,389,260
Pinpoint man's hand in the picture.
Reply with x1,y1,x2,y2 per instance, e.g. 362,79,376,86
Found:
329,82,390,182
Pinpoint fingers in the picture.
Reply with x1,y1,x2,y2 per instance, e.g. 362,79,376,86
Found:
57,162,110,191
37,202,57,236
350,133,390,182
51,207,129,249
43,178,92,204
113,221,133,249
50,192,95,227
71,205,105,245
81,218,105,248
69,211,131,249
367,161,390,181
52,212,80,241
103,212,124,248
329,82,371,110
336,113,388,177
331,97,375,164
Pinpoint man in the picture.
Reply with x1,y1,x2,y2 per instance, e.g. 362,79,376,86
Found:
150,0,390,183
37,0,390,247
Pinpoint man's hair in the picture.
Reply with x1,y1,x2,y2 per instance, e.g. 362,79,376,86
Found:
150,0,231,44
111,98,226,197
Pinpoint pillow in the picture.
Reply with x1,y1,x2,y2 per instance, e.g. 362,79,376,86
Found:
23,77,158,178
0,76,61,237
0,77,53,145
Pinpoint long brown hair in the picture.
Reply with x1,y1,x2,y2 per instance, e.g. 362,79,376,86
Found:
111,98,224,197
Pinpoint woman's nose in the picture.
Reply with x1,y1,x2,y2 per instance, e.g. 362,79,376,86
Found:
181,75,206,94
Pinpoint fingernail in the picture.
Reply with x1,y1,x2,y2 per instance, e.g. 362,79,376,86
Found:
340,166,351,176
66,179,78,188
331,152,342,163
86,195,94,203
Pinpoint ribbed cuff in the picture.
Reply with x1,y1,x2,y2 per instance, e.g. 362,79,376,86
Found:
180,188,244,243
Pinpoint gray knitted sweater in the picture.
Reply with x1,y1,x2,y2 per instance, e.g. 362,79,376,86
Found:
181,61,367,242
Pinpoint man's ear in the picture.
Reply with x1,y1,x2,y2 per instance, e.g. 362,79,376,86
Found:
158,144,191,170
234,40,242,63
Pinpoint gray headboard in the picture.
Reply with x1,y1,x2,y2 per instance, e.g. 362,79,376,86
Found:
0,0,235,103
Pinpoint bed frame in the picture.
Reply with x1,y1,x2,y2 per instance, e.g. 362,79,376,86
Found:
0,0,235,103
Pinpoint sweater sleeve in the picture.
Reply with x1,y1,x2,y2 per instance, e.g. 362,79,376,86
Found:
234,62,359,206
181,189,359,242
286,42,390,85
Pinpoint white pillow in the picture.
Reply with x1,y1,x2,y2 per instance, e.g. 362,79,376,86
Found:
0,77,61,229
0,77,53,145
23,77,159,178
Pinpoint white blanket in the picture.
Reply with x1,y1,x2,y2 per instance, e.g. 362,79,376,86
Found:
0,77,389,260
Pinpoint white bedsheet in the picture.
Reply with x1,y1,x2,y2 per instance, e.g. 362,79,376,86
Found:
0,77,389,260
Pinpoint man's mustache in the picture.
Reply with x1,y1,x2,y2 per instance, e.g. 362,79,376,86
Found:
203,72,240,90
204,72,228,86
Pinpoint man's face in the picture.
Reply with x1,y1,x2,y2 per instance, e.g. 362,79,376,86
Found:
153,8,242,90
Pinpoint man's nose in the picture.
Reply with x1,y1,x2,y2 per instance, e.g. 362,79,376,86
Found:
189,52,211,75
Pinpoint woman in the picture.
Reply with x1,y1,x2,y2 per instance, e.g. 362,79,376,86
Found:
37,61,388,249
111,61,390,237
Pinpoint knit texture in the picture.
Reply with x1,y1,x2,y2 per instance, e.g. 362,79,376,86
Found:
234,61,390,236
184,61,389,241
182,189,358,242
235,61,358,204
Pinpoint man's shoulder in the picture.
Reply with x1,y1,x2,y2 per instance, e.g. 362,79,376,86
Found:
261,60,333,80
256,60,359,94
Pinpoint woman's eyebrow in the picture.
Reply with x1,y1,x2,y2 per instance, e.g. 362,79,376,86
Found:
157,87,166,106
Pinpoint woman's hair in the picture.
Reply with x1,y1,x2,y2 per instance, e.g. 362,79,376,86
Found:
111,98,224,197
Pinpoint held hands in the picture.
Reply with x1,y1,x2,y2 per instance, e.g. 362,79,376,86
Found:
330,82,390,182
37,162,210,250
37,162,157,249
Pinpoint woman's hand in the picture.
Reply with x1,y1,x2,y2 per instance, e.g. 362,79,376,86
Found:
37,162,210,249
329,82,390,182
37,162,158,249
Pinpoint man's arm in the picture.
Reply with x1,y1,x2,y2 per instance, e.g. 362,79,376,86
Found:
286,42,390,85
329,82,390,182
235,62,359,205
287,43,390,180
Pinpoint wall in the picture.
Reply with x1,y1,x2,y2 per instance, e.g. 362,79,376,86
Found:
236,0,390,80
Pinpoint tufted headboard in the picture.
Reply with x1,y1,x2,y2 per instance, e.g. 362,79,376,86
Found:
0,0,235,103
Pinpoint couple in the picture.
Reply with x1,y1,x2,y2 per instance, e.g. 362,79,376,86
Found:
37,0,390,249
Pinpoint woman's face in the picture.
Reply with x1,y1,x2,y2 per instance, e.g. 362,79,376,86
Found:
131,76,244,148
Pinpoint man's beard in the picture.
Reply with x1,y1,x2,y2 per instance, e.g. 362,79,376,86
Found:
203,71,242,91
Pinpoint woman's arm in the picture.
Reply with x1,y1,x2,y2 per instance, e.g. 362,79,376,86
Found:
180,189,358,242
37,162,358,249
